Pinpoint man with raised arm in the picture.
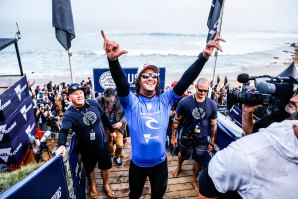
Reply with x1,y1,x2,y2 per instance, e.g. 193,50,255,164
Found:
101,30,224,199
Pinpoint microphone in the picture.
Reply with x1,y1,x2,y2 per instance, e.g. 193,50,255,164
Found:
237,73,273,83
237,73,250,83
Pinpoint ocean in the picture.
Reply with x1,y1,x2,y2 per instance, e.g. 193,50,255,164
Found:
0,25,297,83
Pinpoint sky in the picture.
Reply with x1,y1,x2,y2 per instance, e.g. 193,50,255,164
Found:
1,0,298,38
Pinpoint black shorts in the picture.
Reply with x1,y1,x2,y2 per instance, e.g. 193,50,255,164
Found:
81,141,112,175
180,136,208,163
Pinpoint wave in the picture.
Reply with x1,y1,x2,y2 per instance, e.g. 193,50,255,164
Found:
109,32,204,37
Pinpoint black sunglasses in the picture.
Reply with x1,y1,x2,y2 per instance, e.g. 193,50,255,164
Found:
197,88,209,93
140,73,159,79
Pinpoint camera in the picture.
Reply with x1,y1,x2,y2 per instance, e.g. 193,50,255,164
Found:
227,73,298,111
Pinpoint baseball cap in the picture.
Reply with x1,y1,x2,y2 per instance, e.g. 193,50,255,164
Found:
136,63,159,78
67,83,85,96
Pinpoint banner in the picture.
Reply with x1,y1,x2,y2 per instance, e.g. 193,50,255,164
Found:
68,133,86,199
0,117,36,165
93,68,166,93
52,0,76,50
0,155,69,199
0,75,29,123
0,103,35,142
206,0,223,42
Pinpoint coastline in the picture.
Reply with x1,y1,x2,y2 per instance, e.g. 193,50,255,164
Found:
25,46,298,90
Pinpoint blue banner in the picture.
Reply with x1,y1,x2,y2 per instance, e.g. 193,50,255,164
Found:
93,68,166,93
0,75,29,123
0,101,35,143
0,117,36,165
68,133,86,199
0,155,69,199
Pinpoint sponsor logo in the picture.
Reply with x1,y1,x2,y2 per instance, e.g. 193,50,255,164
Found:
14,84,27,101
0,148,11,163
51,187,62,199
142,116,161,130
20,103,32,120
143,134,159,144
11,143,22,156
99,71,116,90
25,123,35,136
0,122,17,141
147,103,152,110
0,143,21,163
0,99,12,111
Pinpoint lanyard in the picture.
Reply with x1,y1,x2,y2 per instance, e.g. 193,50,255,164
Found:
193,94,206,123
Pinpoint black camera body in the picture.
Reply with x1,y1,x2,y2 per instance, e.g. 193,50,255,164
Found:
227,73,298,111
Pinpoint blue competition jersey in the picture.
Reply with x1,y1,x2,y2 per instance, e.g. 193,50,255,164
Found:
118,88,181,167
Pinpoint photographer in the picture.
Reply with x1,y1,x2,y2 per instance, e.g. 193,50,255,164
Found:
198,91,298,199
36,103,48,132
242,103,290,134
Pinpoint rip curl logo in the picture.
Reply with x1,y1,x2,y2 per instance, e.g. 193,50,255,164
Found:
99,71,116,90
83,111,97,125
14,84,27,101
0,99,12,111
20,103,32,121
192,107,205,119
143,134,159,144
142,116,161,129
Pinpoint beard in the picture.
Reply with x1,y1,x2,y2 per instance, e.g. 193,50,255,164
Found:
285,104,298,119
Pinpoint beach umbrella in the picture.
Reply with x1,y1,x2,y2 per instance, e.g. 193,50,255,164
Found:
277,62,298,77
52,0,76,83
206,0,226,82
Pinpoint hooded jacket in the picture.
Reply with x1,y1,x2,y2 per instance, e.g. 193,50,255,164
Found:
208,120,298,199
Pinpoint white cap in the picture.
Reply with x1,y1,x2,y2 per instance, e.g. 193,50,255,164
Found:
136,63,159,77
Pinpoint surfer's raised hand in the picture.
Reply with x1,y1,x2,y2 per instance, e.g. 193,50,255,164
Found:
101,30,128,60
203,34,225,58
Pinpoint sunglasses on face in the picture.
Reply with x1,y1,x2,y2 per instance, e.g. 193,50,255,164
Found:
197,88,209,93
140,73,159,79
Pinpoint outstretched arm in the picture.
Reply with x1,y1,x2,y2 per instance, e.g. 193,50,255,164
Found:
174,36,225,96
101,30,130,97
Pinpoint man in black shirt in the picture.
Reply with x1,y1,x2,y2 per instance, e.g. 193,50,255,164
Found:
55,83,116,198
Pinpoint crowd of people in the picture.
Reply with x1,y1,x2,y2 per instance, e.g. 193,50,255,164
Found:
26,30,298,199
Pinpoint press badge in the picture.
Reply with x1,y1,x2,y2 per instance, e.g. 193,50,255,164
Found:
194,123,201,134
90,130,96,140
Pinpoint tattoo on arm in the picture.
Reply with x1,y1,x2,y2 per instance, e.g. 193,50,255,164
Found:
210,119,217,144
172,114,182,138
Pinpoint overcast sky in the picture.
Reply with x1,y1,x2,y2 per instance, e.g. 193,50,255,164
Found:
1,0,298,37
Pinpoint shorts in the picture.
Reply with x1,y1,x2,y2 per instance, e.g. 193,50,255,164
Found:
81,141,112,175
180,136,208,164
